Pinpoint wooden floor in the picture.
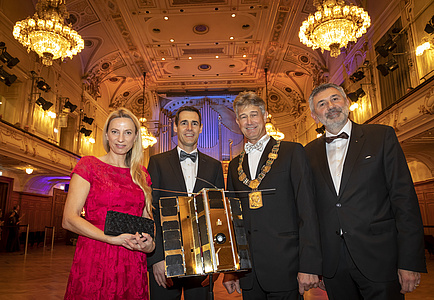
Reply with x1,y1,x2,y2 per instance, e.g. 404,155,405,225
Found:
0,244,432,299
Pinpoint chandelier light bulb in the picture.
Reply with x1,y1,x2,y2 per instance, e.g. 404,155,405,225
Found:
26,167,34,174
13,0,84,66
299,0,371,57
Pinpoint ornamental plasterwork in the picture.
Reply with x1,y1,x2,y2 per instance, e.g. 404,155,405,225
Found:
85,52,127,98
283,45,327,87
0,122,79,175
66,0,100,31
268,83,307,119
419,87,434,115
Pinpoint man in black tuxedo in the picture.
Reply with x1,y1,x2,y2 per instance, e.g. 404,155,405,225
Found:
147,106,224,300
223,91,322,300
305,83,426,300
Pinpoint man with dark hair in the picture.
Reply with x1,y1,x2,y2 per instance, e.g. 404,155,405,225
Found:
147,105,225,300
305,83,426,300
223,91,322,300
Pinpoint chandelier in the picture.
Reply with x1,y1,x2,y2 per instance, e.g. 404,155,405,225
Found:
299,0,371,58
264,69,284,141
140,72,157,149
13,0,84,66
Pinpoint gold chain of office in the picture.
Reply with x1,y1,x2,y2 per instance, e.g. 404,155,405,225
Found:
238,141,281,189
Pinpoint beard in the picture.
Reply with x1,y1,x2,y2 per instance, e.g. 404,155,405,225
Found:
318,105,350,133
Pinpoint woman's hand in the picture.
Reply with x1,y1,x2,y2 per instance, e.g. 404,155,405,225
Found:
122,232,155,253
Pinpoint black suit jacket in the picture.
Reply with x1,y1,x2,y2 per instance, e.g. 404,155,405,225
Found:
227,138,322,292
147,148,225,266
305,122,426,281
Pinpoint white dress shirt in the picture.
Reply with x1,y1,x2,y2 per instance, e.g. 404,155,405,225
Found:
326,120,352,195
177,147,198,196
246,134,271,179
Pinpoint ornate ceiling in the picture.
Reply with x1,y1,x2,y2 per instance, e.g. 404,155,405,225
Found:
61,0,327,121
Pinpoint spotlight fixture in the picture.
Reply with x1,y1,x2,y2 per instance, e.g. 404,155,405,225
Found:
424,15,434,34
347,87,366,102
315,125,325,135
36,79,51,92
375,36,397,57
79,127,92,136
35,96,53,111
349,70,365,83
82,115,94,125
0,42,20,68
64,99,77,113
0,66,17,86
376,59,399,76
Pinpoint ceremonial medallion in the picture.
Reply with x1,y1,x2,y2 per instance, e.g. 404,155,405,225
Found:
249,191,263,209
249,179,260,189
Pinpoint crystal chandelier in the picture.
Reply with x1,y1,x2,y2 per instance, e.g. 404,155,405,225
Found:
299,0,371,58
13,0,84,66
264,69,284,141
140,72,157,149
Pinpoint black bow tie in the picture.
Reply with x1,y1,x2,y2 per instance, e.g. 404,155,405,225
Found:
179,150,197,162
325,132,349,144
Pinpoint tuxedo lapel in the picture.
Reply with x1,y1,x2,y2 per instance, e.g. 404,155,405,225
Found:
339,123,365,197
242,151,251,180
168,148,188,193
255,137,276,178
318,136,337,196
194,151,213,191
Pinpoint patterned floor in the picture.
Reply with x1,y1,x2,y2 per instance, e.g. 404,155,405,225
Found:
0,244,432,299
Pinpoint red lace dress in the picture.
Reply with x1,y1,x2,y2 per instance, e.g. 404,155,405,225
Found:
64,156,152,300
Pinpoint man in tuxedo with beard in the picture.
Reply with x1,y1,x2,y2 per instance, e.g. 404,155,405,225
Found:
305,83,426,300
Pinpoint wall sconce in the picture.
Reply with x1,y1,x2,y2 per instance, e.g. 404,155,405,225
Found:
35,96,54,111
82,115,94,125
64,99,77,112
375,35,397,57
80,127,92,136
0,66,17,86
349,70,365,83
25,167,34,174
36,79,51,92
376,59,399,76
0,42,20,68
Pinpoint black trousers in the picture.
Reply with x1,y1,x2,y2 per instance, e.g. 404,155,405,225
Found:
241,267,303,300
148,270,209,300
323,241,404,300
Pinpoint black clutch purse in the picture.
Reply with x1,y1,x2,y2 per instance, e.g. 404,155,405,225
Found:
104,210,154,239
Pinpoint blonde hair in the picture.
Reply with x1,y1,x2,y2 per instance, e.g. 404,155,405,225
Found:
102,108,153,216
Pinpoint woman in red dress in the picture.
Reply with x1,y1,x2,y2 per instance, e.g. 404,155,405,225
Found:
63,108,155,299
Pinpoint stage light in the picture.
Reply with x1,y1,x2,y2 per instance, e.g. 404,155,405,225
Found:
376,59,399,76
64,99,77,112
424,15,434,34
375,36,397,57
37,79,51,92
35,96,53,111
0,42,20,68
82,115,94,125
0,66,17,86
80,127,92,137
347,87,366,102
315,125,325,136
347,92,358,102
349,70,365,83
